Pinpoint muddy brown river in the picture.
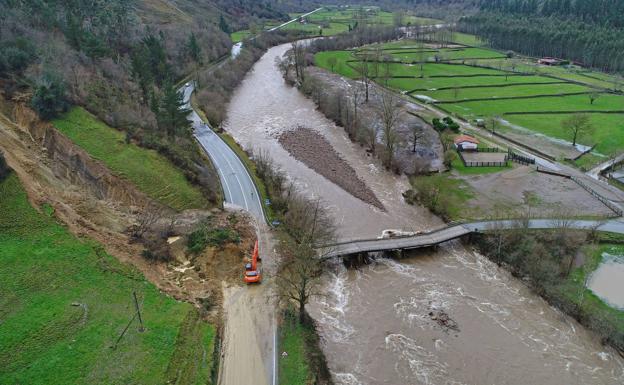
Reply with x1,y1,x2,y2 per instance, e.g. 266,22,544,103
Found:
224,43,624,384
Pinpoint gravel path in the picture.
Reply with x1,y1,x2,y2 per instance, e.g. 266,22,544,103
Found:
279,127,384,210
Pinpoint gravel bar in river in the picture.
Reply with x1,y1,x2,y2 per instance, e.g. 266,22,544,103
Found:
278,126,384,210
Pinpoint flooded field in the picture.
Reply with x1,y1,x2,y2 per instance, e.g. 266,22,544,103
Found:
588,253,624,310
224,42,624,384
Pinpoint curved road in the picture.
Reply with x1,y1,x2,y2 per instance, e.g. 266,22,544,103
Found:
181,84,264,220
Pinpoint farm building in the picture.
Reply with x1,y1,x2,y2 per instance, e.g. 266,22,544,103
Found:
454,135,479,151
538,57,569,66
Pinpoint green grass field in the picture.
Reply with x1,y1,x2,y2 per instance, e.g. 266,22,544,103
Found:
316,37,624,163
52,107,208,211
0,173,215,384
230,7,442,41
425,83,592,102
231,30,251,43
279,318,310,385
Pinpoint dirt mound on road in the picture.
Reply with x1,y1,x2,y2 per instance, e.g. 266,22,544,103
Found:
279,126,384,210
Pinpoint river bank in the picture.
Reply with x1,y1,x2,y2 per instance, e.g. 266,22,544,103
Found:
222,41,624,384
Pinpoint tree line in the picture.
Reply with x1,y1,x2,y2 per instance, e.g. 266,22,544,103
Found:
460,1,624,73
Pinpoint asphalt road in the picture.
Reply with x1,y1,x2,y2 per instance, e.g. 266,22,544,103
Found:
181,83,264,220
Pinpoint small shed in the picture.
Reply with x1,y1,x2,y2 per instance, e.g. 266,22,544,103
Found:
454,135,479,151
538,57,570,66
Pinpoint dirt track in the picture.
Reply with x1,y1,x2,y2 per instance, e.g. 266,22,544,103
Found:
279,127,384,210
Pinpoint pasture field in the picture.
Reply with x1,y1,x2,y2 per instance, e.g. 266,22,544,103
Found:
0,173,215,385
231,30,251,43
230,6,441,42
315,36,624,162
53,107,209,211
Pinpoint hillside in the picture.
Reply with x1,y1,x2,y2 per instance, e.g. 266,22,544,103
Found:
0,171,216,384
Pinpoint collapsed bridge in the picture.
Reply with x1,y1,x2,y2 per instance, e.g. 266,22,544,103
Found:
318,218,624,259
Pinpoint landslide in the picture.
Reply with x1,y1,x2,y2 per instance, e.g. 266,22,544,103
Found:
0,93,254,311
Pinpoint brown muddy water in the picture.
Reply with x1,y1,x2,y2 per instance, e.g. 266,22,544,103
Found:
588,253,624,310
223,43,624,384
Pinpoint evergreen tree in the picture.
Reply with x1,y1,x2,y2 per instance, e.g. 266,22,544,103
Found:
130,49,154,103
31,76,68,120
187,32,202,64
157,82,191,138
219,15,230,34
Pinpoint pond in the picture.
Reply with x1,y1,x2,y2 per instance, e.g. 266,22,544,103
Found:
588,253,624,310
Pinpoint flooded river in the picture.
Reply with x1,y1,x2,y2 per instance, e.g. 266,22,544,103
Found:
224,43,624,384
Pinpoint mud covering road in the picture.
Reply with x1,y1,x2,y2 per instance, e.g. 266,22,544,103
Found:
218,222,279,385
279,127,384,210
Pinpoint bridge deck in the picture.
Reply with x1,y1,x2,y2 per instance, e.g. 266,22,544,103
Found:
319,218,624,258
321,225,471,259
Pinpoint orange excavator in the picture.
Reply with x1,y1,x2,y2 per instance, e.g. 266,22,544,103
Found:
243,240,262,284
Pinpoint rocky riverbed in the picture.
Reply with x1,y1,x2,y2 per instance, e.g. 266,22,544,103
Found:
279,126,384,209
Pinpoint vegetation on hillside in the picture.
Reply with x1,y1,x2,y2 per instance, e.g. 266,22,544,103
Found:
52,107,211,211
0,173,216,384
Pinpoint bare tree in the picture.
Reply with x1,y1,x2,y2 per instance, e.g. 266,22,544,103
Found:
440,131,454,152
452,83,460,100
291,41,306,82
378,92,402,168
275,240,324,324
327,56,338,72
393,12,405,27
561,113,593,146
132,204,165,239
349,84,363,137
275,197,336,324
410,123,425,152
355,54,371,101
417,40,426,78
487,115,500,133
522,190,539,220
373,46,382,78
382,54,393,86
589,92,601,105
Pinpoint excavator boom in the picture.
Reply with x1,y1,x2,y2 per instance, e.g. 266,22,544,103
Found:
243,240,262,284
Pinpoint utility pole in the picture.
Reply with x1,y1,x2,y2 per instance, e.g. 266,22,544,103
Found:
133,291,145,332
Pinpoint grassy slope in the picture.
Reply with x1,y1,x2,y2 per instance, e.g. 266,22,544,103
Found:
410,173,474,220
0,173,214,384
279,319,310,385
53,107,207,211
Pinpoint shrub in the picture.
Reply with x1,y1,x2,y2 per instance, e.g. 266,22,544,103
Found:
433,117,460,133
187,221,240,254
31,76,69,120
0,38,36,74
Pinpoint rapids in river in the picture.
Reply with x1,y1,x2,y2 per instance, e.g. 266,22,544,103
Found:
223,42,624,385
